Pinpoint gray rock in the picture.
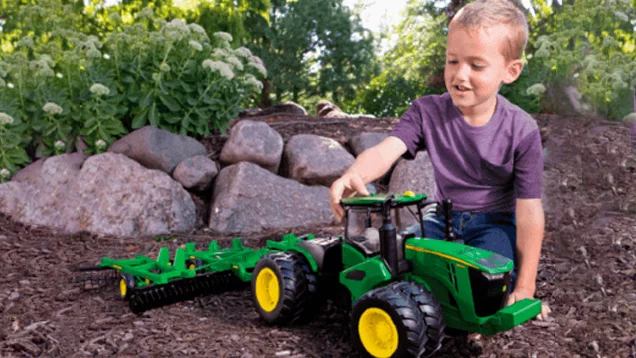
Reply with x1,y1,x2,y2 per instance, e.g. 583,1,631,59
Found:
209,162,336,234
284,134,355,187
10,157,48,184
219,120,284,173
239,102,307,117
388,152,436,229
348,132,388,157
0,153,88,233
108,126,207,174
316,100,348,118
173,155,218,191
79,153,196,237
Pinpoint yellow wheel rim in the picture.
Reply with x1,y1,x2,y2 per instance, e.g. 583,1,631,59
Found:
255,267,280,312
358,307,399,358
119,278,127,298
189,264,195,270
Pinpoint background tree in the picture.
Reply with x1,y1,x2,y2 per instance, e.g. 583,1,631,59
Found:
245,0,375,110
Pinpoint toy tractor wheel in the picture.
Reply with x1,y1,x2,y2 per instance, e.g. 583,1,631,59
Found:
119,273,136,300
251,252,314,325
351,281,445,358
187,258,204,272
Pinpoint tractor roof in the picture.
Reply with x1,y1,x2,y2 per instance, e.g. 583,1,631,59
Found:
340,192,428,208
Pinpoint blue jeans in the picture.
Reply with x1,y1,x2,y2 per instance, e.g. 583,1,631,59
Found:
410,208,518,290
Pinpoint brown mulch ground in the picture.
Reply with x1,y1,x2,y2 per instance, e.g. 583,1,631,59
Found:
0,113,635,358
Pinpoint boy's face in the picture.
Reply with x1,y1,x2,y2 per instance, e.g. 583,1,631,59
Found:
444,24,523,118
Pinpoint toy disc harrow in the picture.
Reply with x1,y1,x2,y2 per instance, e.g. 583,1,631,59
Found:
92,238,270,313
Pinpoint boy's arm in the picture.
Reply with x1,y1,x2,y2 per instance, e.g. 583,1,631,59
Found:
329,136,407,219
509,197,544,300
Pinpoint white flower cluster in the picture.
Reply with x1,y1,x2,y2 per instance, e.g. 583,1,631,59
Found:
54,141,65,150
189,40,203,52
614,11,629,22
245,75,263,90
43,102,63,115
248,61,267,77
213,32,233,42
160,62,171,72
17,36,34,49
137,7,154,20
29,57,55,78
189,23,206,36
89,83,110,96
202,59,235,80
234,47,252,58
164,19,191,42
0,168,10,179
526,83,547,96
213,48,231,59
226,56,243,71
0,112,15,125
95,139,107,149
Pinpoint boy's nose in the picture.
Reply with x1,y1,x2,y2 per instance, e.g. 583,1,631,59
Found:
455,64,471,80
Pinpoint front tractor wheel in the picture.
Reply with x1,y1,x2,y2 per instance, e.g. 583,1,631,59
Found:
351,281,445,358
251,252,314,325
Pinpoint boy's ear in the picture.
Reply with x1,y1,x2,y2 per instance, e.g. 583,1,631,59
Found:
503,59,524,84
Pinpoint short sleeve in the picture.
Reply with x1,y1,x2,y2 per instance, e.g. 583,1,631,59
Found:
513,129,543,199
390,102,426,160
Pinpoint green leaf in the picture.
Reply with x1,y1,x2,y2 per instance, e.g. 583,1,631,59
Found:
158,94,181,112
148,103,159,127
140,91,154,109
132,110,148,129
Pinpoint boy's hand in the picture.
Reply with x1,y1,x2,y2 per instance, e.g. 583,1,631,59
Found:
506,288,551,320
329,172,369,220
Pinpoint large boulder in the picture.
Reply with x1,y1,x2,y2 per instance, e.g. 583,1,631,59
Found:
284,134,355,187
0,153,88,233
10,157,48,184
388,152,437,229
108,126,207,174
172,155,219,191
348,132,388,157
79,153,196,237
209,162,336,234
219,120,284,173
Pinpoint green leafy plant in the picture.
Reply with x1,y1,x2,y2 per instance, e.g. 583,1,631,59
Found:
0,1,267,180
0,112,30,182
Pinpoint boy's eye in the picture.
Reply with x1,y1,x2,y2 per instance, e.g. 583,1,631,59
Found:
472,64,485,70
447,60,458,64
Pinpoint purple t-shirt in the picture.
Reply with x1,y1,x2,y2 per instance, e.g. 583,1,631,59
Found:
390,93,543,213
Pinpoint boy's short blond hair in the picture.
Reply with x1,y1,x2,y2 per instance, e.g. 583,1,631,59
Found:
450,0,529,61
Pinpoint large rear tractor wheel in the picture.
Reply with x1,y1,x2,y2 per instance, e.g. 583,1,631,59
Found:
351,281,445,358
251,252,316,325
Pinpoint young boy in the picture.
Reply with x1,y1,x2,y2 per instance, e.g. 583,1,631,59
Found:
330,0,547,315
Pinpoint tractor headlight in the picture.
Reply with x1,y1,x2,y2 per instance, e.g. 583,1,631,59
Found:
481,272,505,281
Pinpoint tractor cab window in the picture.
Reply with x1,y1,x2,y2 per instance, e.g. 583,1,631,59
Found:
345,208,401,256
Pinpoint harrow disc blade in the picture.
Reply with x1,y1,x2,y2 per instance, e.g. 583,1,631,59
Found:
72,267,120,290
126,271,244,314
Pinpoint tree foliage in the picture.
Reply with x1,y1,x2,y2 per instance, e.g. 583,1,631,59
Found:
525,0,636,119
246,0,375,109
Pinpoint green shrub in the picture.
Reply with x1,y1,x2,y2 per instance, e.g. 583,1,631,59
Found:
0,4,266,180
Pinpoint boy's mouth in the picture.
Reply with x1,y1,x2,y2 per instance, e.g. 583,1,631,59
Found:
454,84,471,92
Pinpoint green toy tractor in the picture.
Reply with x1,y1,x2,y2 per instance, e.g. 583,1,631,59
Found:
91,192,542,357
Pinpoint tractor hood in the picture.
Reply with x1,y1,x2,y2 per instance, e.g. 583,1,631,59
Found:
404,238,514,274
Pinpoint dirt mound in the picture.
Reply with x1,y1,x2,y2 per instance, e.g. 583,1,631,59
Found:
0,114,634,357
